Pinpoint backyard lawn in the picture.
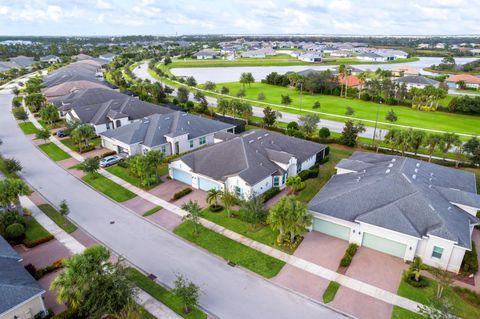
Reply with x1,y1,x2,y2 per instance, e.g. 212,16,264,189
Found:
392,277,480,319
23,216,53,247
82,173,136,202
126,268,207,319
214,82,480,135
18,121,40,134
174,221,285,278
38,203,77,233
38,143,71,161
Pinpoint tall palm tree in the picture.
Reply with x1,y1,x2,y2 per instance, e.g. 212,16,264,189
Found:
71,124,96,152
440,133,461,161
286,176,304,195
393,130,411,156
338,64,346,97
221,190,237,218
357,72,368,99
241,195,267,229
408,130,427,155
424,133,444,162
206,189,222,209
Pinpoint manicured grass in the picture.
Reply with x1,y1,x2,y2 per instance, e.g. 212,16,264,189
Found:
38,142,71,161
37,119,64,129
215,82,480,135
60,137,101,153
106,164,167,190
391,306,423,319
201,207,296,254
396,276,480,319
18,121,40,134
82,173,136,202
296,147,353,203
126,268,207,319
143,206,162,217
37,203,77,233
322,281,340,303
174,221,285,278
23,216,53,246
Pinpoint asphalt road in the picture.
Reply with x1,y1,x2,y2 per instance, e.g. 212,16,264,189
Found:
0,89,346,319
133,63,383,140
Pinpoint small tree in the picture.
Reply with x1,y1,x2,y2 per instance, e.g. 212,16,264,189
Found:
286,176,304,194
430,268,454,299
80,157,100,176
281,94,292,105
241,195,268,229
172,274,201,314
220,86,229,95
0,178,30,215
181,200,202,236
71,124,96,153
318,127,331,138
177,87,190,104
59,200,70,216
263,106,280,127
298,114,320,136
186,76,197,87
257,92,266,101
424,133,444,162
312,101,321,109
440,132,461,161
38,103,59,127
206,189,222,209
3,158,22,175
221,190,237,218
236,88,245,97
408,257,425,282
385,109,398,124
345,106,355,116
340,120,366,147
36,129,51,143
164,56,172,65
204,81,216,90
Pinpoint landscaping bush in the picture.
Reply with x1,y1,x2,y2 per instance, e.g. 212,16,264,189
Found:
340,255,352,267
209,204,224,212
403,272,429,288
461,240,478,274
346,243,358,256
12,107,28,121
34,259,64,279
23,234,54,248
261,187,280,203
172,188,192,200
5,223,25,241
319,127,331,138
100,150,117,158
298,166,319,181
339,243,358,268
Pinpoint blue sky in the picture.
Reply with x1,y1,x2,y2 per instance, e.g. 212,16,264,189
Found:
0,0,479,36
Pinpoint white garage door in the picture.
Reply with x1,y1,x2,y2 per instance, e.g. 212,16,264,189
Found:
172,168,192,185
362,233,407,258
313,218,351,241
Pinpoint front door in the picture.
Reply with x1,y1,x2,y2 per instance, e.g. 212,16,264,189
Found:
175,142,180,154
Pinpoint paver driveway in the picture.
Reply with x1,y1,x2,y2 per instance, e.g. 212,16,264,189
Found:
149,179,207,207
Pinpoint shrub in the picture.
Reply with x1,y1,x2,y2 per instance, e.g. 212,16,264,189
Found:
312,101,321,109
4,158,22,174
0,212,25,229
12,107,28,121
340,255,352,267
101,150,117,158
261,187,280,203
5,223,25,241
291,130,305,139
339,243,358,268
346,243,358,256
298,166,319,181
461,240,478,274
404,272,429,288
209,204,224,212
319,127,331,138
172,188,192,200
287,121,299,130
23,235,54,248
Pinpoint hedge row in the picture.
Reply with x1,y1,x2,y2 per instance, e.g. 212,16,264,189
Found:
298,165,319,181
261,187,280,203
461,240,478,274
339,243,358,268
172,187,192,200
23,234,54,248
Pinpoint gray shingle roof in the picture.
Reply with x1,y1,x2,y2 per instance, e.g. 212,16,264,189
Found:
176,130,326,185
100,112,235,148
0,236,20,260
51,88,122,111
394,75,439,86
0,236,44,315
309,152,480,249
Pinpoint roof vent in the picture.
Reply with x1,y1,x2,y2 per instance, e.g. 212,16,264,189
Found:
430,172,434,177
257,136,262,140
363,169,366,173
385,169,390,174
448,206,452,211
260,162,263,166
264,133,269,136
428,204,435,211
412,174,416,179
356,176,361,182
391,158,396,162
248,140,254,143
416,163,421,168
414,168,418,173
428,184,432,188
429,177,433,182
388,163,393,168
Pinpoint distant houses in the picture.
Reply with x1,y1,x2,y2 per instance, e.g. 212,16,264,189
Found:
240,47,276,58
298,53,322,63
445,74,480,89
394,75,440,89
40,55,61,64
193,50,217,59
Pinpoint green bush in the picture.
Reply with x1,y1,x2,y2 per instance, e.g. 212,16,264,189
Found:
262,187,280,203
5,223,25,240
403,272,429,288
319,127,331,138
461,240,478,274
346,243,358,256
101,150,117,158
298,166,319,181
172,188,192,200
340,255,352,267
0,211,25,228
23,235,54,248
12,107,28,121
339,243,358,268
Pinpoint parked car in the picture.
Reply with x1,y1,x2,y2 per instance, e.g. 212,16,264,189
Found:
100,155,123,168
56,129,66,137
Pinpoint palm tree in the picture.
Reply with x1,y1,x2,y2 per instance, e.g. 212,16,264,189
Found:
217,98,231,116
286,176,304,195
181,200,202,236
206,189,222,209
456,80,466,90
408,257,424,282
145,149,164,182
357,72,368,99
221,190,237,218
71,124,96,153
424,133,444,162
338,64,346,97
441,133,461,160
394,130,411,156
408,130,426,155
241,195,267,229
267,196,311,244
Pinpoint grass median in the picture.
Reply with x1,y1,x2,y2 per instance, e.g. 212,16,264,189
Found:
38,142,71,161
174,221,285,278
38,203,77,233
18,121,40,134
82,173,136,202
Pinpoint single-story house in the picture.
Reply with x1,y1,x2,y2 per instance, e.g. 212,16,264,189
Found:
357,52,388,62
0,236,47,319
40,55,61,64
100,112,235,156
240,48,276,58
330,50,352,58
99,53,117,62
338,75,363,88
169,130,326,196
9,56,35,69
71,53,93,61
445,74,480,89
66,96,173,135
51,87,121,114
308,152,480,273
394,75,440,89
193,50,217,59
41,80,110,98
298,53,322,63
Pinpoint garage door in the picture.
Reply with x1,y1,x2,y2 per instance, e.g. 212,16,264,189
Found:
198,177,220,191
313,218,350,241
172,169,192,185
362,233,407,258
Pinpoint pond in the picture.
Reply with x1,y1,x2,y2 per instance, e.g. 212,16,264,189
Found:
171,57,478,84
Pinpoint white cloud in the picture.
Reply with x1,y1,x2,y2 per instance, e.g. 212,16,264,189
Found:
96,0,112,10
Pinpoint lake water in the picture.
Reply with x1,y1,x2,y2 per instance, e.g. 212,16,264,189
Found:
171,57,478,83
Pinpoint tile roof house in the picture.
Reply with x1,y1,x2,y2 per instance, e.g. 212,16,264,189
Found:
0,236,46,319
445,74,480,89
169,130,326,196
100,112,235,156
394,75,440,89
308,152,480,272
338,75,363,88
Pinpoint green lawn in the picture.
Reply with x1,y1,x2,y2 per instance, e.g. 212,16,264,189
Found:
37,203,77,233
215,82,480,135
394,277,480,319
82,173,136,202
143,206,162,217
323,281,340,303
38,143,71,161
60,137,102,153
296,147,353,203
18,121,40,134
174,221,285,278
37,118,64,129
23,216,53,247
391,306,423,319
126,268,207,319
106,164,167,190
201,207,296,254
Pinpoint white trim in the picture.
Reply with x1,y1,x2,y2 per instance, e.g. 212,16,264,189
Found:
0,291,45,317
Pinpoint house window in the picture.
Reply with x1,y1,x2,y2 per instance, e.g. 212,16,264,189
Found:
432,246,444,259
297,164,302,173
161,145,167,154
282,173,287,184
190,140,194,148
199,136,206,145
234,186,242,197
273,176,279,187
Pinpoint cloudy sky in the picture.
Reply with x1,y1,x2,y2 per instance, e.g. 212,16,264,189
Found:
0,0,479,36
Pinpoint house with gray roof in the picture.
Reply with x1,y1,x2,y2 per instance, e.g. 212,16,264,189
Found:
169,130,326,196
308,152,480,272
100,112,235,156
40,55,60,64
0,236,46,319
66,96,173,135
394,75,440,89
192,50,217,59
51,88,121,114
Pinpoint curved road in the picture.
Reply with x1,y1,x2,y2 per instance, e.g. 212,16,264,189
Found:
0,89,345,319
133,63,384,140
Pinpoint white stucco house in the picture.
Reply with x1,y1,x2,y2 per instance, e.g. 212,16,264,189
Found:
192,50,217,59
100,112,235,156
40,55,61,64
308,152,480,273
394,75,440,89
169,130,326,196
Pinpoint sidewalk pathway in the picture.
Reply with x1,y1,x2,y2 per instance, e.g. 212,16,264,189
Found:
25,94,423,314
